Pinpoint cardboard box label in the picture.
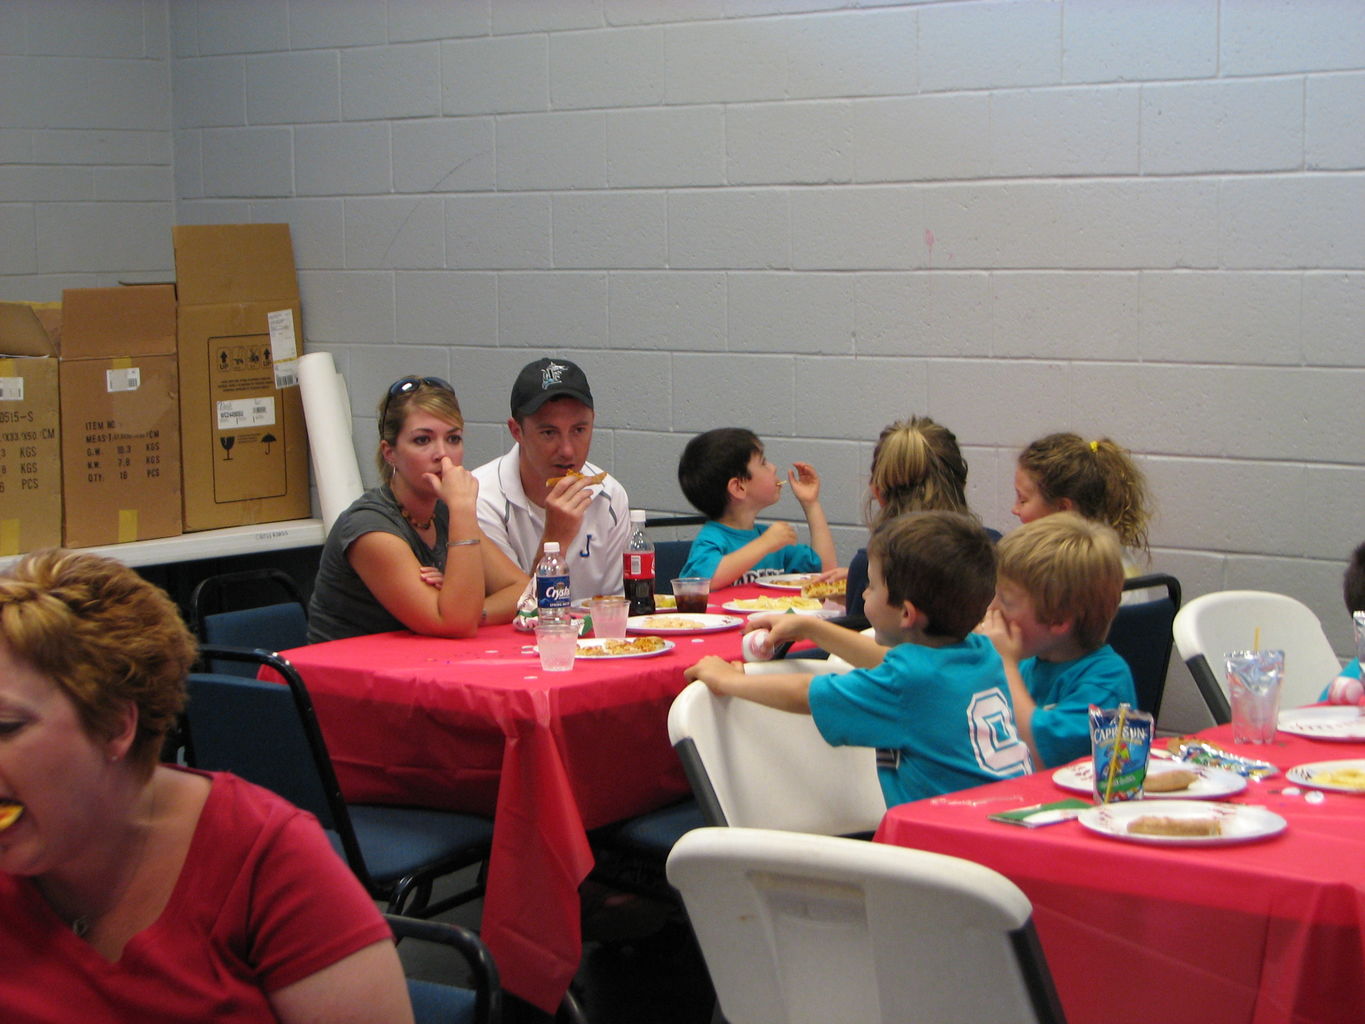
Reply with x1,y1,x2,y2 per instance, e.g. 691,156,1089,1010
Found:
0,376,24,400
217,395,277,431
268,310,300,390
106,366,142,392
203,328,288,501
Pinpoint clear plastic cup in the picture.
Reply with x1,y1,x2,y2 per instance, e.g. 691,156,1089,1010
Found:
671,577,711,615
1225,649,1284,744
535,621,578,672
589,595,630,639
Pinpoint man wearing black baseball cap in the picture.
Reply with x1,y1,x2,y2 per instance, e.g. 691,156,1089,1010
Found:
472,357,631,601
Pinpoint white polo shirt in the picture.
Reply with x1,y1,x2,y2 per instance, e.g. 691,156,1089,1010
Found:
472,445,632,602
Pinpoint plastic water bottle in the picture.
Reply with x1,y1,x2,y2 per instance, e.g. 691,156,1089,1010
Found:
535,541,571,625
623,509,656,616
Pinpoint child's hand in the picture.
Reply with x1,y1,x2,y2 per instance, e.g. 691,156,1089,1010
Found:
762,521,798,553
980,606,1026,665
745,611,807,648
788,462,821,505
1325,674,1365,705
685,655,745,695
418,566,444,589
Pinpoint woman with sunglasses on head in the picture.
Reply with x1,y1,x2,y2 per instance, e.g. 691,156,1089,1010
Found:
308,376,528,643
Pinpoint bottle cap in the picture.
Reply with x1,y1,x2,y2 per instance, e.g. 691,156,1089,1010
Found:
630,509,646,523
544,541,560,553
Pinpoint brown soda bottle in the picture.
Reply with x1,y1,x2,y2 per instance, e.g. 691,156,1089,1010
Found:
622,509,656,615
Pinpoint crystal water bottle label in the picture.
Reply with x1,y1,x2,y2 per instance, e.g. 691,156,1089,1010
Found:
536,576,571,610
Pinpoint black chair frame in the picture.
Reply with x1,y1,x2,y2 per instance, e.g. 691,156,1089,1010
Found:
386,913,502,1024
1183,653,1233,725
189,567,307,638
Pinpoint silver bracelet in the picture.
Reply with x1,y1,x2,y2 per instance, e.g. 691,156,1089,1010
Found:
447,538,481,548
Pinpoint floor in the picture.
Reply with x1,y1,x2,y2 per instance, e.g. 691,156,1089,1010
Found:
397,870,718,1024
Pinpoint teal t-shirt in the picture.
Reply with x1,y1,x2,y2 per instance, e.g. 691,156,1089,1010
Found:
809,634,1033,808
1318,657,1361,701
679,520,821,583
1022,645,1135,768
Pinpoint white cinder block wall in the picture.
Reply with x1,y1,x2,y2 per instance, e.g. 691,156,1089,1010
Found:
5,0,1363,732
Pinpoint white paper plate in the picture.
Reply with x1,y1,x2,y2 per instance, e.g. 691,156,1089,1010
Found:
1276,705,1365,742
1078,800,1287,846
573,638,675,660
722,597,828,616
755,574,820,590
626,613,743,635
1285,759,1365,794
1053,761,1247,800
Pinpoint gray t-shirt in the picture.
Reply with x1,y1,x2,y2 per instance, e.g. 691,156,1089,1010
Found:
307,486,449,643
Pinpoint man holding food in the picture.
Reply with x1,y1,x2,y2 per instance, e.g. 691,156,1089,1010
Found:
473,357,632,601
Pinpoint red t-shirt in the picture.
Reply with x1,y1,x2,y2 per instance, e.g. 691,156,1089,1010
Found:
0,769,392,1023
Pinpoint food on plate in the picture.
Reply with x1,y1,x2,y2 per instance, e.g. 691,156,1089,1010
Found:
1127,815,1222,838
1143,768,1200,793
637,615,707,630
546,469,607,488
800,578,846,601
579,636,667,657
728,596,822,612
1310,767,1365,790
0,801,23,831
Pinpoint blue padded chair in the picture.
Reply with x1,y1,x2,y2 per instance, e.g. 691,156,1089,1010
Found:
1106,573,1182,722
185,644,493,918
387,914,502,1024
654,541,696,595
645,514,706,595
189,568,310,675
588,798,708,903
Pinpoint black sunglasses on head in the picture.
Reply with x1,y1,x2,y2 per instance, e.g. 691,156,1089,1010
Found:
380,376,454,431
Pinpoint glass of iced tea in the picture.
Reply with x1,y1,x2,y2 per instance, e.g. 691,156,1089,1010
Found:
670,577,711,614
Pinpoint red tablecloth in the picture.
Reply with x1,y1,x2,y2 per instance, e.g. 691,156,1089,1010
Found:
874,725,1365,1024
271,589,779,1011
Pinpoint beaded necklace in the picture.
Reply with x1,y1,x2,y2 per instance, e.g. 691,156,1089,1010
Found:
399,504,434,531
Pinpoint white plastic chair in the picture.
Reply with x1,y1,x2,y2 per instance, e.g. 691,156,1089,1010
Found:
666,827,1067,1024
666,669,887,837
1172,590,1343,723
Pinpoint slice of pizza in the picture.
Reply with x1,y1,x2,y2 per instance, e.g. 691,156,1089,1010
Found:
801,579,847,601
546,469,608,488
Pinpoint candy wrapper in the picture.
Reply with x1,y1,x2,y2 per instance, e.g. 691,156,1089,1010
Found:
1089,703,1153,803
1165,736,1277,779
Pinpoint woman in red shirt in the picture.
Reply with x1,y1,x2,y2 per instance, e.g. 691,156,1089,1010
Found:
0,549,411,1024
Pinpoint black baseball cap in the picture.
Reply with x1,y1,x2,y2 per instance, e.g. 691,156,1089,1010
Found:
510,357,594,419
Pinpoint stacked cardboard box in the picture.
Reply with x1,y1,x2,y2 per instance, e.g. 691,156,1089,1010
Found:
1,224,311,560
0,302,63,555
174,224,310,532
59,285,182,548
